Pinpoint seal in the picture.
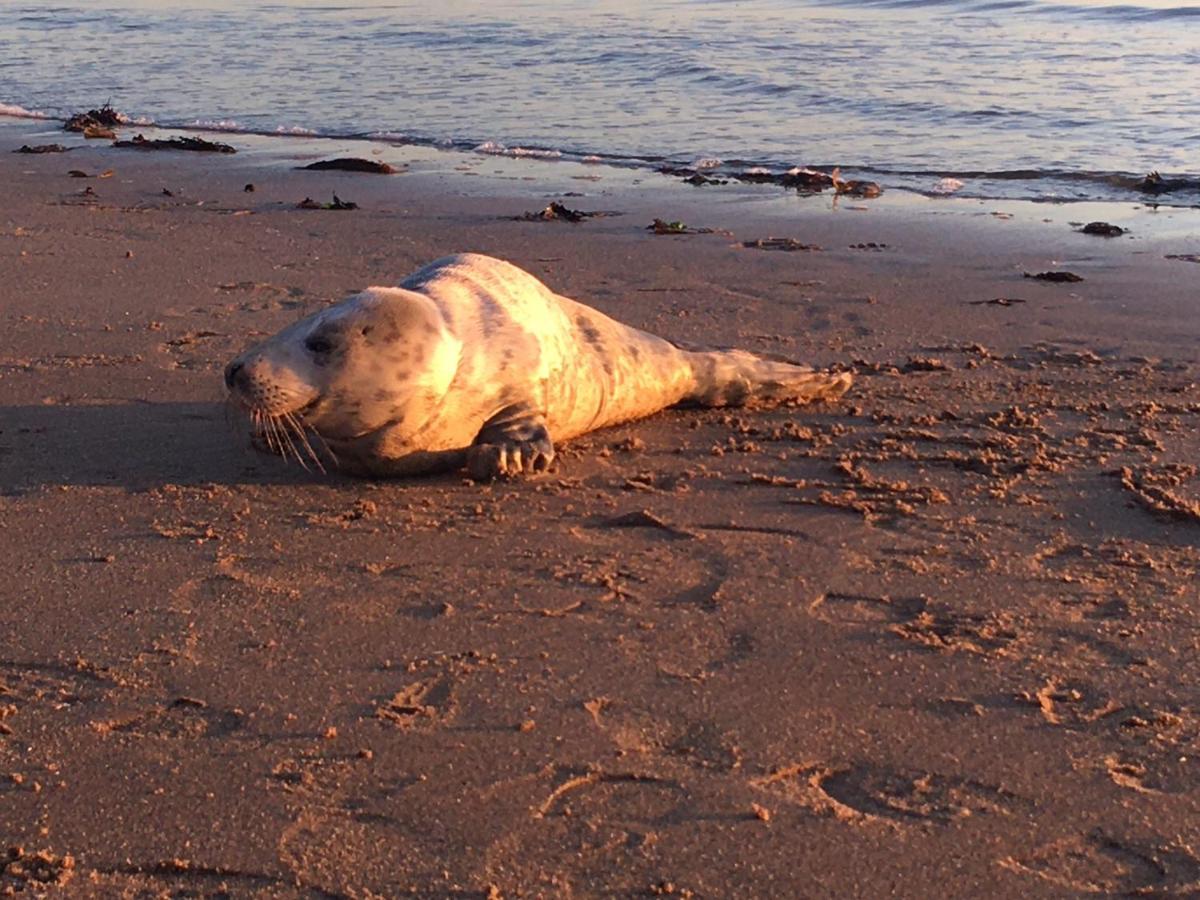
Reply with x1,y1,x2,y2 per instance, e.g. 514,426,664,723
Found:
224,253,852,479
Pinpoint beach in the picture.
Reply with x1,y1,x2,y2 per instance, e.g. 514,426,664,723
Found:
2,121,1199,897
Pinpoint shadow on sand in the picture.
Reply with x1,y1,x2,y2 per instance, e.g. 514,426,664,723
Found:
0,401,331,492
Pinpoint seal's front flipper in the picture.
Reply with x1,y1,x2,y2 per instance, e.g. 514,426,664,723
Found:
467,403,555,480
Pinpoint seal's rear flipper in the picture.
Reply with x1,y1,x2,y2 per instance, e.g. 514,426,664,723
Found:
683,348,852,408
467,402,555,480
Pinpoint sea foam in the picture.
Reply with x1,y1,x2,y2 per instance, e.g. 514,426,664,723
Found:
931,177,965,195
0,102,50,119
475,141,562,160
185,118,243,132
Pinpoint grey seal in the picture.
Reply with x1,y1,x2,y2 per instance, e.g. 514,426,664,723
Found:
224,253,851,479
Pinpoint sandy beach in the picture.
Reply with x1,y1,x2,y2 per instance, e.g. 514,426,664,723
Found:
2,121,1199,897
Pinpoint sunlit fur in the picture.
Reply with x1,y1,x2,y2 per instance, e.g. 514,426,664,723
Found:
225,253,851,477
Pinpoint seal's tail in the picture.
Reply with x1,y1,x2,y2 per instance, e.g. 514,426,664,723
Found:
681,348,852,408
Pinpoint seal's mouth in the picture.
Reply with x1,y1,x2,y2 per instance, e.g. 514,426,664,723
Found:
292,396,320,419
236,399,330,474
225,390,318,421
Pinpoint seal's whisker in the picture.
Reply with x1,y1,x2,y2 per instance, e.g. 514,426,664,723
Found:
262,411,283,459
249,409,263,450
305,422,339,469
252,409,269,454
270,414,303,469
275,413,310,472
284,411,325,473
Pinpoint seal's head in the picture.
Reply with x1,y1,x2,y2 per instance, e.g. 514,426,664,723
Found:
224,287,461,466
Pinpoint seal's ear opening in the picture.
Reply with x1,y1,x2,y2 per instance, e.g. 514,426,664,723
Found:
304,333,335,356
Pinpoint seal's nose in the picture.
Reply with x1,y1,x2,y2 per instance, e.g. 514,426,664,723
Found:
224,361,245,390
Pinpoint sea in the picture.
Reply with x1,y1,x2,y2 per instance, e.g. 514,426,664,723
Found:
1,0,1198,203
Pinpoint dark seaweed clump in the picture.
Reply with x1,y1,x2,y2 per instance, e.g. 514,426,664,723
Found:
112,134,236,154
1024,271,1084,283
301,158,398,174
1080,222,1126,237
64,104,125,133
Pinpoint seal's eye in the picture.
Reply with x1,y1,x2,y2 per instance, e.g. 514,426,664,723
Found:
305,335,333,354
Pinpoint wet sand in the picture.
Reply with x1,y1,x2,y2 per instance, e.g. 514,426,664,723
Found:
2,124,1199,897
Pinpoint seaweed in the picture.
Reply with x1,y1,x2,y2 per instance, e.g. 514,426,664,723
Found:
297,194,358,210
64,103,124,133
112,134,236,153
969,297,1027,306
903,357,950,372
662,165,839,192
1135,171,1200,195
647,219,693,234
14,144,67,154
729,168,833,190
780,169,835,191
1079,222,1126,237
732,170,781,185
516,202,596,223
728,168,834,189
1024,271,1084,283
832,167,882,198
301,158,398,174
742,238,822,252
646,218,728,235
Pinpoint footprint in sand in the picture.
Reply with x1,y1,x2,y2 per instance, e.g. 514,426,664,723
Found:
375,675,457,731
1102,751,1197,796
1019,677,1123,728
809,592,1019,656
1,847,77,891
92,697,243,740
753,763,1022,825
215,281,308,312
581,695,743,771
1019,678,1198,794
808,591,928,627
891,609,1020,656
0,660,112,720
1002,831,1200,894
535,765,686,821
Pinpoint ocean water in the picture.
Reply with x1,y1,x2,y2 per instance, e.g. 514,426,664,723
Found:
2,0,1198,202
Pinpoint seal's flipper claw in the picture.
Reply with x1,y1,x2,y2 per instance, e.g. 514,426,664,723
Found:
467,403,555,480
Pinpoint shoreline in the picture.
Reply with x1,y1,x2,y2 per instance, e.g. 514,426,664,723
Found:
7,110,1200,209
2,114,1199,896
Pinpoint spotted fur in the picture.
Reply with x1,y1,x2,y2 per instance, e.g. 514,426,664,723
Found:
225,253,851,477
